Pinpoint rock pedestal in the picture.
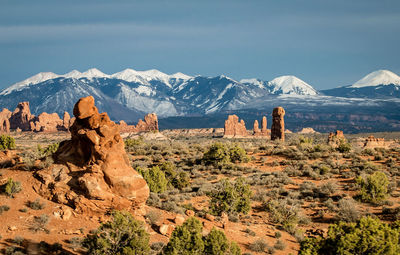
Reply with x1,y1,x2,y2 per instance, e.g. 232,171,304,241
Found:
35,96,149,212
271,107,285,141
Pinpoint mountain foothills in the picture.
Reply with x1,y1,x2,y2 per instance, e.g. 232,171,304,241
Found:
1,69,400,133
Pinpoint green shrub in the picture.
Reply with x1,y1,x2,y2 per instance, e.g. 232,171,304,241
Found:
357,171,388,204
337,142,351,153
249,239,268,253
3,178,22,197
159,162,190,190
203,143,248,165
83,210,150,255
163,218,241,255
124,138,143,152
265,199,303,233
137,166,168,193
37,143,59,158
0,135,15,150
26,199,46,210
208,178,251,216
163,217,204,255
299,216,400,255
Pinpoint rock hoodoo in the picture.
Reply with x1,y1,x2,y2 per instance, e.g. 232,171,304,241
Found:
0,108,11,133
224,115,247,137
35,96,149,212
253,120,260,135
253,116,269,137
327,130,346,148
118,113,159,133
271,107,285,141
9,102,34,131
261,116,267,133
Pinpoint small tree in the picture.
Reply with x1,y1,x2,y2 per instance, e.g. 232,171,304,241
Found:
357,171,388,204
83,210,150,255
137,166,168,193
0,135,15,150
208,178,251,216
229,145,249,163
163,217,204,255
299,216,400,255
203,143,231,165
204,228,241,255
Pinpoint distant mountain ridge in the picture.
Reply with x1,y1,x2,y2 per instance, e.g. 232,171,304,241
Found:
1,68,400,133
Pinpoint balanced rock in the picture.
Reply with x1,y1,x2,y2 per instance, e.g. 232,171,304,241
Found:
271,107,285,141
35,96,149,212
9,102,34,131
0,108,11,133
224,115,247,138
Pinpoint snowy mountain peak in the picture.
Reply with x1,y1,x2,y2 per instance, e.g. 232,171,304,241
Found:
268,75,317,95
81,68,109,78
0,72,60,96
240,78,266,89
350,70,400,88
64,70,82,78
170,72,192,80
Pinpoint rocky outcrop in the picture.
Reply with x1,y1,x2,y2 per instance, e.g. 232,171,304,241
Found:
31,112,64,132
224,115,247,138
253,116,269,137
328,130,346,148
9,102,34,131
271,107,285,141
62,112,72,130
0,109,11,133
363,136,386,148
35,96,149,212
298,127,319,134
118,113,159,133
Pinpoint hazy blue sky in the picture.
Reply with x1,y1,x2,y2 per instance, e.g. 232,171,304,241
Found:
1,0,399,90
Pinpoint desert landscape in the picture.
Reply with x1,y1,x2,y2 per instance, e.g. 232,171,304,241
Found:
0,96,399,254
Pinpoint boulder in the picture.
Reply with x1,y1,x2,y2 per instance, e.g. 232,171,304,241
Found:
0,108,11,133
9,102,34,131
271,107,285,141
35,96,149,212
224,115,247,138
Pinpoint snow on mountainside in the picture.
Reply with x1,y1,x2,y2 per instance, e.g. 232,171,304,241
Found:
350,70,400,88
268,75,318,95
0,72,59,95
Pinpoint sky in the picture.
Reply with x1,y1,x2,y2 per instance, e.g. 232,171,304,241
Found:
1,0,400,90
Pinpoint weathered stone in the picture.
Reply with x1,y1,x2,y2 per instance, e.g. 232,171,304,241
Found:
63,112,71,130
174,214,185,225
271,107,285,141
9,102,34,131
31,112,64,132
0,108,11,133
118,113,159,133
35,96,149,212
364,135,386,148
328,130,346,148
253,120,260,135
224,115,247,138
185,210,195,217
298,127,319,134
261,116,267,133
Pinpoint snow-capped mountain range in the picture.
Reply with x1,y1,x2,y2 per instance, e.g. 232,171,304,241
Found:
0,68,399,124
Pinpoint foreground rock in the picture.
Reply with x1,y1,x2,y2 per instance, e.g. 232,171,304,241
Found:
271,107,285,141
35,96,149,212
224,115,247,138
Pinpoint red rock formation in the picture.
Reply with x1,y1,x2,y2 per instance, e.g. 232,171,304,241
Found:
364,135,386,148
271,107,285,141
118,113,159,133
253,120,260,135
9,102,34,131
31,112,64,132
62,112,71,130
224,115,247,137
261,116,267,133
328,130,346,148
35,96,149,212
0,108,11,133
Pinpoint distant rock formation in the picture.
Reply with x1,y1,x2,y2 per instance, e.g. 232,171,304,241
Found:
298,127,319,134
0,109,11,133
364,135,386,148
119,113,159,133
35,96,149,212
253,116,270,137
328,130,346,148
9,102,34,131
224,115,247,137
271,107,285,141
31,112,64,132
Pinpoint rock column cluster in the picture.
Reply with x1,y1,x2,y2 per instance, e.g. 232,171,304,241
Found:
224,115,247,137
